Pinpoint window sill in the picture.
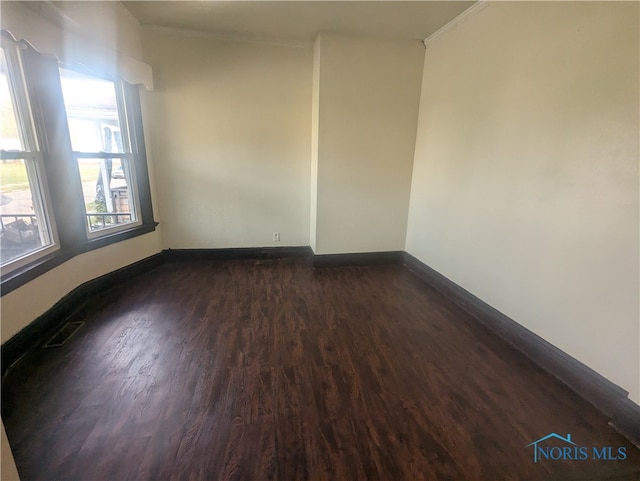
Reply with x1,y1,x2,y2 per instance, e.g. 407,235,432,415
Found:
1,221,158,296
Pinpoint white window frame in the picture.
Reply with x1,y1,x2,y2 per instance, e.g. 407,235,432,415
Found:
61,72,143,239
0,42,58,275
1,30,157,295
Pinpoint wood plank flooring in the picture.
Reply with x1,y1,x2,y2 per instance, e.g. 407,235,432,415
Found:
2,258,639,480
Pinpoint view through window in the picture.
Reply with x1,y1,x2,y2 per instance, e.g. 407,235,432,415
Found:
60,68,138,234
0,47,55,266
0,35,154,283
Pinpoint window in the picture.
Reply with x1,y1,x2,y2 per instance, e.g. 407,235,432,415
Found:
0,44,57,273
0,32,156,293
60,68,140,236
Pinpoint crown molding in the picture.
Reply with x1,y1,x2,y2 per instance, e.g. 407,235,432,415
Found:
141,25,313,49
423,0,490,48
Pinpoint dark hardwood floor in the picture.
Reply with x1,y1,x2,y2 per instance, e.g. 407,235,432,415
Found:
2,258,639,480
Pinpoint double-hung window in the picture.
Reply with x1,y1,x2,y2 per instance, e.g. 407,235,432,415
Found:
0,43,58,273
0,32,156,292
60,68,141,236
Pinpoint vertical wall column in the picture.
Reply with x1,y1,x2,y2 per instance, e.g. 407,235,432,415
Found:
310,33,424,255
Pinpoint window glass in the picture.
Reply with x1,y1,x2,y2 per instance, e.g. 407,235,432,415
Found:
60,68,138,234
0,50,22,151
77,157,135,232
59,68,123,153
1,46,55,268
0,37,155,291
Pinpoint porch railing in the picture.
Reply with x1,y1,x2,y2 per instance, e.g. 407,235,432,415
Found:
0,213,133,240
86,212,132,231
0,214,38,243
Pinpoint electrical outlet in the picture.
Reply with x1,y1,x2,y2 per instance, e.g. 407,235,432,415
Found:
273,232,280,242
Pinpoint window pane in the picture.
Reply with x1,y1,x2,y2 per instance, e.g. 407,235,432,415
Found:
0,159,52,264
1,45,55,268
0,49,22,151
59,69,124,153
78,157,136,232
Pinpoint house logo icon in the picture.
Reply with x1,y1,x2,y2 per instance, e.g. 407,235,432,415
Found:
526,433,627,463
526,433,577,463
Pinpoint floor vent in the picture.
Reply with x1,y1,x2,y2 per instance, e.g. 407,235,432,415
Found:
44,322,84,348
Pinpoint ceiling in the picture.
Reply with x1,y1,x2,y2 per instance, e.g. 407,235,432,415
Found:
122,1,476,45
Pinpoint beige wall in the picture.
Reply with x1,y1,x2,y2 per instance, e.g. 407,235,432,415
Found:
406,2,640,402
313,33,423,255
141,28,312,249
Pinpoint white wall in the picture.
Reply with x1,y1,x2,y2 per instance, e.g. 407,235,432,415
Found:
406,2,640,402
142,28,312,249
313,33,423,255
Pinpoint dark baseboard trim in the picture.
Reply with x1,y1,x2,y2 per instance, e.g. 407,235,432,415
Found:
3,245,638,447
313,251,404,268
612,398,640,448
402,252,640,447
163,246,312,262
1,247,312,378
1,252,164,379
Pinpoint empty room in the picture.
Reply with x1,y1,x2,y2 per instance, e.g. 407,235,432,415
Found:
1,1,638,480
